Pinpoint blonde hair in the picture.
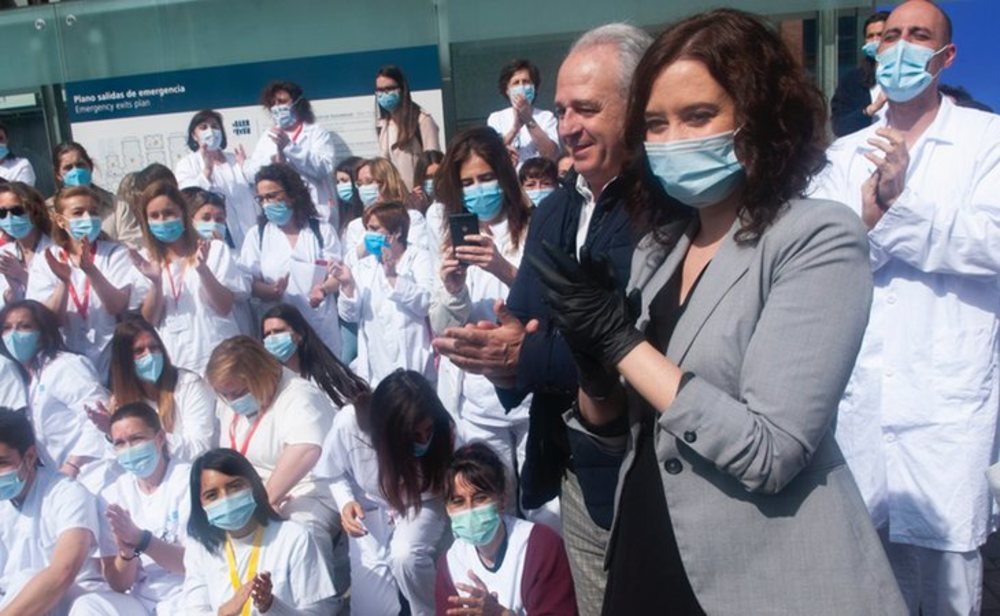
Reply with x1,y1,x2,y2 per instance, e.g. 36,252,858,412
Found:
362,157,409,203
51,186,103,249
206,336,283,408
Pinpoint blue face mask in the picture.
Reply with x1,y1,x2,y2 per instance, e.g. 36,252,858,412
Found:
205,489,258,532
0,466,26,501
450,503,502,546
264,332,297,364
0,145,8,159
508,83,536,105
149,218,185,244
2,330,40,364
363,231,388,262
645,130,744,209
525,187,554,207
195,221,226,240
271,103,297,129
63,167,93,187
336,181,354,202
358,183,380,206
228,391,260,417
423,179,435,199
862,41,880,60
377,90,401,113
463,181,504,221
876,40,947,103
264,202,293,226
68,216,102,243
134,351,164,384
0,213,34,240
116,440,161,479
199,128,223,151
413,428,434,458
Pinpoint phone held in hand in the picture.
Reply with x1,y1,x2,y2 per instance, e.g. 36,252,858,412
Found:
448,213,479,262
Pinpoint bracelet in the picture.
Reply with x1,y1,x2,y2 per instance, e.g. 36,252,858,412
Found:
119,551,138,561
65,461,81,472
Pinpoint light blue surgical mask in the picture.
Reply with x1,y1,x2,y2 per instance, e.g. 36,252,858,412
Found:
69,216,102,243
264,202,293,226
422,179,435,199
463,181,504,221
264,332,297,364
0,213,34,240
450,503,502,546
2,330,40,364
508,83,536,105
63,167,92,187
0,466,26,501
336,181,354,202
270,103,297,129
116,440,161,479
0,145,9,159
862,41,880,60
199,128,223,151
358,183,380,206
645,130,744,209
205,489,258,532
525,187,555,207
228,391,260,417
134,351,164,384
149,218,185,244
876,40,948,103
413,428,434,458
377,90,401,113
363,231,388,262
194,221,226,240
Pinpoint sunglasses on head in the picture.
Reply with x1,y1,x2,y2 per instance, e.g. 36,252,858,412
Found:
0,206,26,219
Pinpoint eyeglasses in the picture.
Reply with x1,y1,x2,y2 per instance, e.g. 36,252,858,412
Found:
375,86,401,95
0,206,27,219
254,190,285,205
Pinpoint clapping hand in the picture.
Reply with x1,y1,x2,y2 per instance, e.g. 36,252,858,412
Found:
128,249,162,283
105,503,143,552
448,570,511,616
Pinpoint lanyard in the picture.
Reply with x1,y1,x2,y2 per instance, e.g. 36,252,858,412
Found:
164,258,186,306
224,525,264,616
289,123,304,143
66,242,98,320
229,411,266,457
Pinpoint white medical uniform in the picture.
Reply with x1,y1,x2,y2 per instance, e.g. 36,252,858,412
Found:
245,123,337,226
143,369,218,462
0,235,53,311
0,156,35,185
146,240,248,376
0,354,26,409
809,97,1000,613
342,209,431,265
486,107,559,166
239,219,342,355
175,151,260,249
338,246,435,387
442,516,533,615
182,519,338,615
0,468,145,615
320,404,449,616
26,240,148,378
98,459,191,614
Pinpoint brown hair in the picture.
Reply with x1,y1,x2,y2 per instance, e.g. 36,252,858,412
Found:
260,81,316,125
137,180,198,263
363,201,410,246
254,162,319,230
206,336,283,411
360,158,409,204
0,182,51,237
51,186,104,248
624,9,829,243
496,59,541,98
444,442,508,505
375,66,424,151
51,142,95,188
110,318,180,433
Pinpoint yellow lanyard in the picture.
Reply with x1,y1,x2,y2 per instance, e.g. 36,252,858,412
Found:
224,526,264,616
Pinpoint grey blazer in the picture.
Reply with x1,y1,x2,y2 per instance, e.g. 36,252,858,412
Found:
595,199,905,614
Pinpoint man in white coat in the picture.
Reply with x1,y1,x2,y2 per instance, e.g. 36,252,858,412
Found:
809,1,1000,613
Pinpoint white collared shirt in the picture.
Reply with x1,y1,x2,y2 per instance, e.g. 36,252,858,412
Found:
487,107,559,166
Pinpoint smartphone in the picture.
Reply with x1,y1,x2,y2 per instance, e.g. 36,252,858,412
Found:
448,213,479,260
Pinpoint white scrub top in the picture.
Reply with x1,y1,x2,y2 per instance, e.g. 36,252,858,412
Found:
319,404,385,511
0,235,53,312
0,156,36,186
181,519,337,615
26,240,148,378
487,107,559,166
175,151,260,249
144,369,219,462
0,354,26,409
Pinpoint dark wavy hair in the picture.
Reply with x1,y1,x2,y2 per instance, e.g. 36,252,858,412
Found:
260,81,316,125
185,109,229,152
497,59,541,98
444,442,508,505
435,127,531,251
260,303,370,407
254,163,319,229
624,8,829,244
0,300,70,381
375,66,424,151
336,156,365,233
0,182,51,237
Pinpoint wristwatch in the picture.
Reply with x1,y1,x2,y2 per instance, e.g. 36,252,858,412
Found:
525,119,537,129
132,530,153,559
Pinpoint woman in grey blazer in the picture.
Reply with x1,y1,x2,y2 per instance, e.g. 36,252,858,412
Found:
531,9,906,615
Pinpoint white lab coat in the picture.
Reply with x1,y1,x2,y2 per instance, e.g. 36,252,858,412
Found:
0,156,35,185
146,240,249,376
26,240,148,379
808,96,1000,552
141,369,218,462
487,107,560,165
245,123,337,226
342,208,431,265
0,235,53,311
182,519,338,615
175,151,260,249
338,247,435,387
239,219,342,355
0,354,26,409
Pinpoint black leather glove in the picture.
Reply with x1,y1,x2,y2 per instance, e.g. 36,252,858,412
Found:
528,240,645,372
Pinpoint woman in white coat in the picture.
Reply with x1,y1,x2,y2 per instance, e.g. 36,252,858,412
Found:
0,182,53,309
245,81,337,226
333,201,435,387
486,59,561,164
239,163,343,356
174,109,259,248
0,122,36,186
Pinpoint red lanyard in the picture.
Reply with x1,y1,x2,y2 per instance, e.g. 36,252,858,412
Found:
164,258,186,306
66,242,98,320
229,412,266,456
290,123,304,143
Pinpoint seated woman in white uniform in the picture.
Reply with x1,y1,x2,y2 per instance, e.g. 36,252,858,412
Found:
182,448,338,615
0,409,145,616
334,202,435,387
435,442,576,616
27,186,148,378
0,182,53,309
0,300,107,484
99,402,191,614
324,370,453,616
239,163,343,356
130,180,248,376
104,318,217,462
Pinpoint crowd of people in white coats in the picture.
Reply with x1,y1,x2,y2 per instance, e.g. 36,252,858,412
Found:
0,1,998,615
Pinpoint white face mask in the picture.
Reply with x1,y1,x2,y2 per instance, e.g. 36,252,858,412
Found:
199,128,223,151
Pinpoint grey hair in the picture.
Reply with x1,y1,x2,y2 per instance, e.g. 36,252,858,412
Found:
569,23,654,98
